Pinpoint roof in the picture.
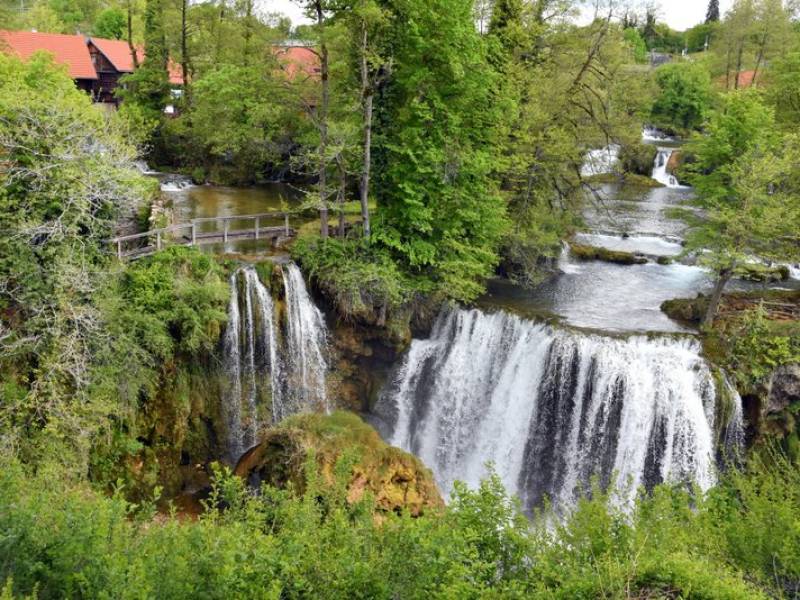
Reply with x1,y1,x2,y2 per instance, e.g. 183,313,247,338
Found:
89,37,184,85
273,45,320,80
0,30,97,79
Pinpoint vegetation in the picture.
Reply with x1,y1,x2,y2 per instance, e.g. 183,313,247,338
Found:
569,243,648,265
3,444,800,598
650,62,714,134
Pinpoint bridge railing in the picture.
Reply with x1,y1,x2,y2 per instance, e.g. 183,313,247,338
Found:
108,211,294,259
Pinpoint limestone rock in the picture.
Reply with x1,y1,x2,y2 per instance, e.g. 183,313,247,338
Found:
235,411,443,516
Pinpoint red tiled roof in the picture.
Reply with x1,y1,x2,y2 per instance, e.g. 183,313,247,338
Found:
0,30,97,79
90,37,184,85
273,46,320,79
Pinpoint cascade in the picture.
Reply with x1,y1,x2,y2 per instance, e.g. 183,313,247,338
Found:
375,308,741,513
282,263,330,416
580,144,621,177
651,148,682,188
642,126,675,143
222,267,282,463
221,263,329,463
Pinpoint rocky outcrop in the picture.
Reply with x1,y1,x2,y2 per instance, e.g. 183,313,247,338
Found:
570,243,648,265
234,411,443,516
765,364,800,415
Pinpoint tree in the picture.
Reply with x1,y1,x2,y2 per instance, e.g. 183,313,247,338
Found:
766,51,800,129
650,62,713,134
623,27,647,63
0,53,150,464
706,0,719,22
373,0,508,300
93,7,126,39
683,92,792,325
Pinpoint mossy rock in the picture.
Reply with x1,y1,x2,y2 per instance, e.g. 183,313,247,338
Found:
619,142,659,176
735,263,790,282
569,243,648,265
234,411,443,516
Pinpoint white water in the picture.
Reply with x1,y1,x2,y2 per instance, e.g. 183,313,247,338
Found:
377,308,730,513
642,126,675,143
134,160,159,175
581,144,621,177
222,267,281,462
574,232,683,257
652,148,685,188
160,178,195,193
222,263,329,462
282,263,330,415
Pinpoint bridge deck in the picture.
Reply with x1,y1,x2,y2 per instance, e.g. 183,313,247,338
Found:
109,212,295,260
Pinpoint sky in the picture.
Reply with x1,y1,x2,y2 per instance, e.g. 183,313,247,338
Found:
265,0,733,33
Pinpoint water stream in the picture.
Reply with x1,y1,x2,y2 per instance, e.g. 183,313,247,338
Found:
222,263,329,462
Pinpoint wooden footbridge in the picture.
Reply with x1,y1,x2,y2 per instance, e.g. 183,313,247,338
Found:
109,212,296,260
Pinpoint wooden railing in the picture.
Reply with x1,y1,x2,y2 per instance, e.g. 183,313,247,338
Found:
109,212,294,260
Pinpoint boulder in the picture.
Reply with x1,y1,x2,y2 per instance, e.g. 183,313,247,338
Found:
234,411,443,516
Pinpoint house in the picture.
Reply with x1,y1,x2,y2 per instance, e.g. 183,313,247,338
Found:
0,29,184,105
87,37,185,104
273,44,320,80
0,30,97,93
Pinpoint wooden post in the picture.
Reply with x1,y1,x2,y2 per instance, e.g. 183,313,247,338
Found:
224,220,229,243
284,213,290,236
157,231,162,250
117,240,122,259
191,223,196,246
255,217,260,240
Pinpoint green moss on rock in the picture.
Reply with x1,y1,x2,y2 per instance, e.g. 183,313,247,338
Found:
234,411,443,516
570,243,648,265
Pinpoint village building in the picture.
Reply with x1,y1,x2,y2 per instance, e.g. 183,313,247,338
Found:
0,30,184,106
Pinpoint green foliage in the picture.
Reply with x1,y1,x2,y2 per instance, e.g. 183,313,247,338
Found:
292,234,422,330
373,0,509,303
623,27,647,63
766,51,800,129
5,450,800,598
111,247,229,360
650,62,714,134
93,7,126,39
720,305,800,387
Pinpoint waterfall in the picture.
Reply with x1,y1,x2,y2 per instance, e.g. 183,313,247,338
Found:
651,148,683,188
222,267,282,462
221,263,328,463
558,241,581,274
282,263,330,416
580,144,621,177
376,308,728,513
642,126,675,143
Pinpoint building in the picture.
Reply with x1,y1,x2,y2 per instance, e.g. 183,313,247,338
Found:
0,30,97,93
0,30,184,105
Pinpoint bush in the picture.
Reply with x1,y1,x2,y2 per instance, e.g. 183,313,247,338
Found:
619,142,658,175
3,449,794,598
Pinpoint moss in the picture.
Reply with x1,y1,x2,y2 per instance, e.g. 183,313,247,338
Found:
734,263,790,282
234,411,443,516
656,256,674,265
569,243,648,265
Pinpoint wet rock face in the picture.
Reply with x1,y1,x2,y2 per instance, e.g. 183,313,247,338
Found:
767,364,800,415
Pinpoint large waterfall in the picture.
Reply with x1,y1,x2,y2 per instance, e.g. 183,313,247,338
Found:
222,263,328,462
375,308,735,513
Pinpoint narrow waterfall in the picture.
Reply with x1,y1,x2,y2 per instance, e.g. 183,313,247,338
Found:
282,263,329,416
221,263,328,463
375,308,735,513
222,267,282,463
652,149,682,188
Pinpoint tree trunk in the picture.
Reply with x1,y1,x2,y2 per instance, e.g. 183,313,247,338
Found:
127,0,138,68
338,160,347,238
180,0,190,100
734,44,744,90
702,268,734,327
317,0,329,239
359,21,373,240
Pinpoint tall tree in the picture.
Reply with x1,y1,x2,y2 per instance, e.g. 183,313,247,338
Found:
706,0,720,22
